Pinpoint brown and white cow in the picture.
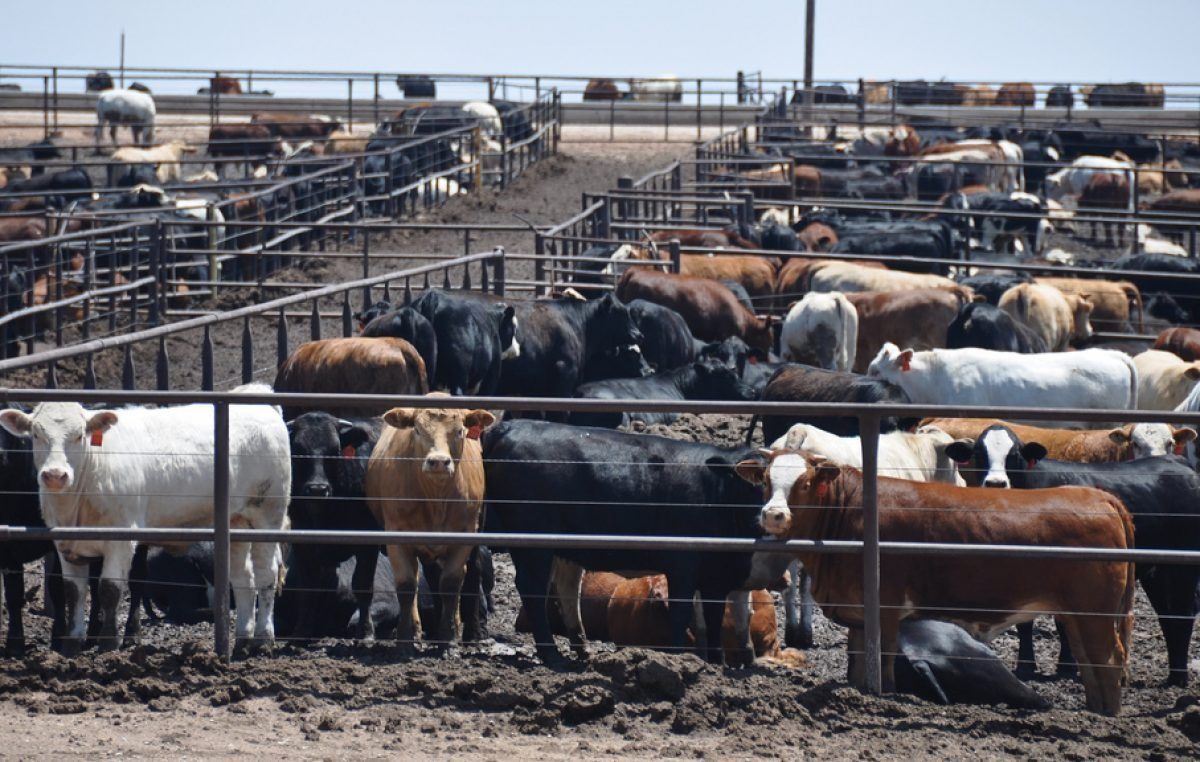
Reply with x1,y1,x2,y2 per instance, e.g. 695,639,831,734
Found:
736,452,1135,715
920,417,1195,462
1133,349,1200,410
365,397,494,655
273,337,428,419
999,282,1093,351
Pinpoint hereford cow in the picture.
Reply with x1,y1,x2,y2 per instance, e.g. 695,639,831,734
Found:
998,283,1093,351
779,291,857,371
922,417,1193,462
736,452,1135,715
273,337,428,419
1133,349,1200,410
0,386,290,655
616,267,772,353
366,397,493,655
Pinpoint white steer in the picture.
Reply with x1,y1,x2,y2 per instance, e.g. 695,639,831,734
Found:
779,291,858,371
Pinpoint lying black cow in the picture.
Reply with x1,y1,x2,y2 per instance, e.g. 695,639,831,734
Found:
946,301,1047,353
0,168,93,210
570,357,757,428
896,620,1048,709
628,299,697,372
141,543,220,624
360,306,438,388
750,363,915,444
497,293,642,412
1111,254,1200,324
116,164,159,188
275,551,401,639
948,424,1200,686
941,191,1049,254
411,289,518,396
484,420,763,664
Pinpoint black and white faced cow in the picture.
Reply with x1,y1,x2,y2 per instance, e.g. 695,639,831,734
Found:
947,424,1200,686
942,191,1051,255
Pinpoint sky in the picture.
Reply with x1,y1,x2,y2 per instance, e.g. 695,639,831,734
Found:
3,0,1199,100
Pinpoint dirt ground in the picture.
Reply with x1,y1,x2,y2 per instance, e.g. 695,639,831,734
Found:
3,128,1200,759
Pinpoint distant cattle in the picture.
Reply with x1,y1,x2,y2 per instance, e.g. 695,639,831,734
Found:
95,88,155,147
85,71,114,92
396,77,436,98
250,112,342,140
208,76,242,95
995,82,1035,107
1083,82,1164,108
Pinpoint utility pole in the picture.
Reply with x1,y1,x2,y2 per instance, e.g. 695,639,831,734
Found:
803,0,815,104
119,30,126,87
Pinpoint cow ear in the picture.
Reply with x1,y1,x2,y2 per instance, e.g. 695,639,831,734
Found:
814,462,840,486
0,409,32,437
944,440,974,464
1174,428,1198,445
336,420,371,450
463,409,496,430
1020,442,1048,463
734,457,766,485
85,411,118,434
1187,366,1200,380
1108,427,1131,444
898,349,914,372
382,408,416,429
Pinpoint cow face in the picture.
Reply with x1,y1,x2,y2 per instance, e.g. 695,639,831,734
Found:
866,342,914,383
692,359,758,402
286,413,371,510
744,316,774,354
355,301,393,330
595,294,644,351
382,403,495,478
1117,423,1196,459
944,425,1045,489
491,304,520,360
736,451,839,536
0,402,116,493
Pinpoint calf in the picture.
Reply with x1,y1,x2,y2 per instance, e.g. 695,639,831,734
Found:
736,453,1135,715
360,306,438,388
285,413,383,641
998,283,1093,351
0,388,290,655
946,300,1047,353
274,337,428,419
948,424,1200,686
1153,326,1200,361
411,289,518,396
922,417,1193,462
366,398,493,654
779,291,857,371
484,421,763,665
570,358,758,428
1133,349,1200,409
617,267,772,353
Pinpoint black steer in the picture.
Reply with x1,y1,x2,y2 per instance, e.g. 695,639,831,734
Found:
570,358,758,428
628,299,697,372
946,301,1047,353
411,289,517,396
360,306,438,388
955,271,1031,305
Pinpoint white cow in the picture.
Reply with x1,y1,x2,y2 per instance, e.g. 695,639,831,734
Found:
0,384,290,654
769,422,967,485
867,343,1138,427
629,75,683,102
1043,155,1134,203
779,291,858,371
95,88,156,148
462,102,503,138
1133,349,1200,410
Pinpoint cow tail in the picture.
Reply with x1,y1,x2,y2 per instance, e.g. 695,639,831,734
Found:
1123,284,1144,332
1126,355,1138,409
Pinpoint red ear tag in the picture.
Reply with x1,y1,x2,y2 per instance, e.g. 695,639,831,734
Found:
1026,459,1038,469
90,430,103,447
748,356,759,365
1175,443,1186,456
899,357,911,372
815,482,829,499
342,445,356,459
467,425,482,441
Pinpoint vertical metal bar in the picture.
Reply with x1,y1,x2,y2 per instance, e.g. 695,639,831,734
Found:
201,326,214,391
342,292,353,337
241,316,254,384
859,413,882,695
696,79,702,140
212,401,231,662
156,336,169,391
668,239,681,274
276,307,289,369
361,229,371,308
52,67,58,134
122,345,135,390
495,247,506,297
42,76,49,140
610,99,615,142
347,78,354,129
310,301,321,341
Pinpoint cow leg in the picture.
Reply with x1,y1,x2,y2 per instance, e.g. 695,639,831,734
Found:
1060,614,1123,716
124,544,149,643
95,544,134,653
700,588,729,665
665,575,702,660
1142,570,1197,686
459,546,485,644
44,553,65,653
550,558,586,657
57,555,90,656
433,545,472,652
229,538,256,657
846,627,866,689
512,550,563,666
249,541,279,648
387,545,419,658
1054,620,1077,676
1014,621,1038,677
3,567,25,657
85,559,103,643
728,589,755,666
351,547,379,642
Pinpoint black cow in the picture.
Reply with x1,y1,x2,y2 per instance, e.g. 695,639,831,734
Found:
758,222,801,252
284,413,383,642
946,301,1047,353
941,191,1048,254
831,221,959,275
115,163,159,188
85,71,114,92
362,141,414,215
410,289,517,396
0,265,29,359
1111,254,1200,324
955,270,1032,304
1045,85,1074,108
275,551,403,640
566,242,622,299
397,76,436,99
628,299,697,372
141,543,220,624
360,307,438,388
1050,123,1161,164
947,424,1200,686
496,293,643,411
1085,83,1164,108
750,363,915,444
492,100,534,143
896,620,1048,709
580,343,653,384
483,420,764,665
0,169,93,210
570,358,758,428
0,408,61,654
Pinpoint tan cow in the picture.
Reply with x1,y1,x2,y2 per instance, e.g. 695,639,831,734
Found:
273,337,428,419
110,140,198,183
365,397,494,655
1133,349,1200,410
807,260,969,297
1035,276,1142,332
999,282,1093,351
921,417,1196,462
847,289,965,373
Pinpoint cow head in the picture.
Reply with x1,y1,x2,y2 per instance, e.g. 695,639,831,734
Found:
735,450,839,536
745,315,774,354
1112,422,1196,459
866,342,915,383
592,293,643,353
354,300,393,331
943,424,1044,489
286,412,373,508
1066,294,1094,342
0,402,117,493
490,304,520,359
691,357,758,401
382,397,495,478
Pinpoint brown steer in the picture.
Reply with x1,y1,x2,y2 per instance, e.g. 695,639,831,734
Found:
273,337,428,418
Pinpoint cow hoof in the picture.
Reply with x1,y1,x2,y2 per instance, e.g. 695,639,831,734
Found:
396,643,417,660
1167,673,1189,688
785,623,813,650
726,647,755,669
536,645,567,668
4,640,25,659
1014,664,1038,680
232,638,258,660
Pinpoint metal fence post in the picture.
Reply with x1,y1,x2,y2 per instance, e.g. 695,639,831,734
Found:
347,78,354,128
213,401,231,661
373,73,380,127
361,229,372,308
696,79,702,140
668,239,681,273
859,414,882,696
52,67,58,134
534,233,546,297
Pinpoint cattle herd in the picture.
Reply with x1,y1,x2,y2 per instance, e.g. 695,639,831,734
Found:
5,73,1200,729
